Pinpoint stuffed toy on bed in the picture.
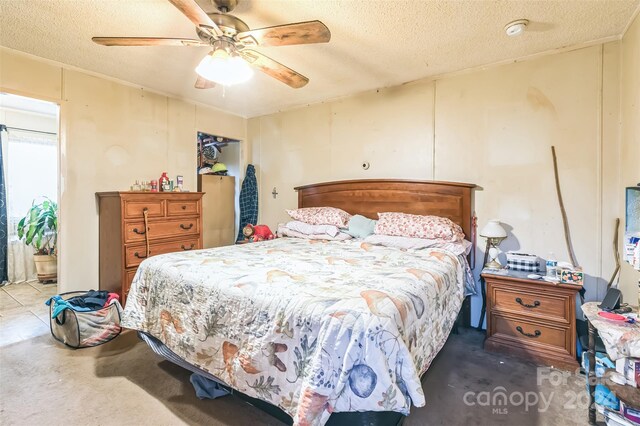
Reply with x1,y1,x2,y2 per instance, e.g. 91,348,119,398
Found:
242,224,275,242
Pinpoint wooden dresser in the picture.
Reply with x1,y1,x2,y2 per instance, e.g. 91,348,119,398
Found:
483,271,580,370
96,192,204,305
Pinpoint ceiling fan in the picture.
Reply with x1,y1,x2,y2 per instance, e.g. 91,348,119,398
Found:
92,0,330,89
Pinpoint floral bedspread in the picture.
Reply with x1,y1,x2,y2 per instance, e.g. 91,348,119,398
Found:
122,238,466,425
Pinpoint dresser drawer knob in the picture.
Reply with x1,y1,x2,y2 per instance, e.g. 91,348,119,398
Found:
181,243,195,251
516,326,541,338
132,227,146,235
515,297,540,309
181,205,187,210
134,252,148,259
180,223,193,230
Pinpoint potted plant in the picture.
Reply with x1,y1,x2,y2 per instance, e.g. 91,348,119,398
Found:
17,198,58,283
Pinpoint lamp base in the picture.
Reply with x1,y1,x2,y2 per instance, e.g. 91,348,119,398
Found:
485,260,503,270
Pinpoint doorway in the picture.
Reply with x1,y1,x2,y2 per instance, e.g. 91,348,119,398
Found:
0,92,60,345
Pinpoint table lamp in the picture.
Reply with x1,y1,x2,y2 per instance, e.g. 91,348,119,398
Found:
480,220,507,269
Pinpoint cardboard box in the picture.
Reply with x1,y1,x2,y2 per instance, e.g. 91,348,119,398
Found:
560,269,584,286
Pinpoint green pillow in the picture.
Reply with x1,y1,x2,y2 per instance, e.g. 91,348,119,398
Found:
345,215,377,238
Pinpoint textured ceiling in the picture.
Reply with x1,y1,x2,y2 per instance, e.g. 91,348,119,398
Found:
1,0,638,117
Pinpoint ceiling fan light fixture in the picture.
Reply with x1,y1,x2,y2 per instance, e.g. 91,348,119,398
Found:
195,48,253,86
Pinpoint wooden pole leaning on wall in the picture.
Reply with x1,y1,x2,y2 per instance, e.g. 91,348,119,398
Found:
608,218,621,288
551,146,579,267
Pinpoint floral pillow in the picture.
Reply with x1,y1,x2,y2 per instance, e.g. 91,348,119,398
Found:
374,212,465,242
286,207,352,228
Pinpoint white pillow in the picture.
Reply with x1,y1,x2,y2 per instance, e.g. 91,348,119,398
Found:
284,221,340,237
277,225,352,241
364,234,471,255
286,207,351,228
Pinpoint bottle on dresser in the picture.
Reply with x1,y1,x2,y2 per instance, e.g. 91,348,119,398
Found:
159,172,169,192
546,252,558,279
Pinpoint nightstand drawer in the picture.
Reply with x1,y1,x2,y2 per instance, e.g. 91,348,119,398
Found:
491,314,571,355
491,286,570,324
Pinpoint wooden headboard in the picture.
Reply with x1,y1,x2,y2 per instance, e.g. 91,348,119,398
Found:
294,179,476,240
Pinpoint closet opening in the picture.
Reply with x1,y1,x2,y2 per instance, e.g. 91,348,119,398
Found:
0,92,60,344
197,131,241,248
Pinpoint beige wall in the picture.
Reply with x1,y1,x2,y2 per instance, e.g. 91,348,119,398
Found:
620,13,640,300
0,48,247,292
248,43,627,323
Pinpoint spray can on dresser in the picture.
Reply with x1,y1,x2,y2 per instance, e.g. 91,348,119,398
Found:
159,172,169,192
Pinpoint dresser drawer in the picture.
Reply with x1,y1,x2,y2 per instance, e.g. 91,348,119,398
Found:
124,199,165,219
490,286,570,324
124,218,200,243
491,314,571,355
124,238,200,268
122,268,137,305
167,200,199,217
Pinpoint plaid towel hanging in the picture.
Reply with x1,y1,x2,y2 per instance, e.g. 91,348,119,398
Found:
237,164,258,242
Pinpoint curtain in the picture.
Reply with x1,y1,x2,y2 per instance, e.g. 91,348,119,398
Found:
4,129,57,284
236,164,258,242
0,125,8,284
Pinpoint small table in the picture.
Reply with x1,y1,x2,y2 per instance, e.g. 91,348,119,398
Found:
582,302,640,425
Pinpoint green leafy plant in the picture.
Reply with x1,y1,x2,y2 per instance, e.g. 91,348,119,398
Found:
17,198,58,255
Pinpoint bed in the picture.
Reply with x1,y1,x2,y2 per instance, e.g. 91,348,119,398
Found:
122,179,476,426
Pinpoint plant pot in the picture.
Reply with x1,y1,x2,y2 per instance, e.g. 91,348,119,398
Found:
34,254,57,283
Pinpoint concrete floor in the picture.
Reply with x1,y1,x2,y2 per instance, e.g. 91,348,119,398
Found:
0,281,58,346
0,315,590,426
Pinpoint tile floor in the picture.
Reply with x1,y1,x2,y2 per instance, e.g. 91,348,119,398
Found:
0,281,58,346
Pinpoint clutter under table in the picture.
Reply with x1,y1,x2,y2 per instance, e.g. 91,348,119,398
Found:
582,301,640,425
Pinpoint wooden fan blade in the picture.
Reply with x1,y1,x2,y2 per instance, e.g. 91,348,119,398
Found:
240,50,309,88
92,37,207,47
236,20,330,47
167,0,223,37
195,76,216,89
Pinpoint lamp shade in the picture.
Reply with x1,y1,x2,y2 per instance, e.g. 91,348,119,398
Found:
480,220,507,238
195,49,253,86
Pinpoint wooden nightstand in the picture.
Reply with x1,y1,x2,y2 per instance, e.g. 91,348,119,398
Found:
483,270,581,370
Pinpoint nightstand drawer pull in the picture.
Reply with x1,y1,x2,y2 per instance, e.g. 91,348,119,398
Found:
515,297,540,309
516,326,541,338
134,252,148,259
132,227,146,235
181,243,195,251
180,223,193,230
